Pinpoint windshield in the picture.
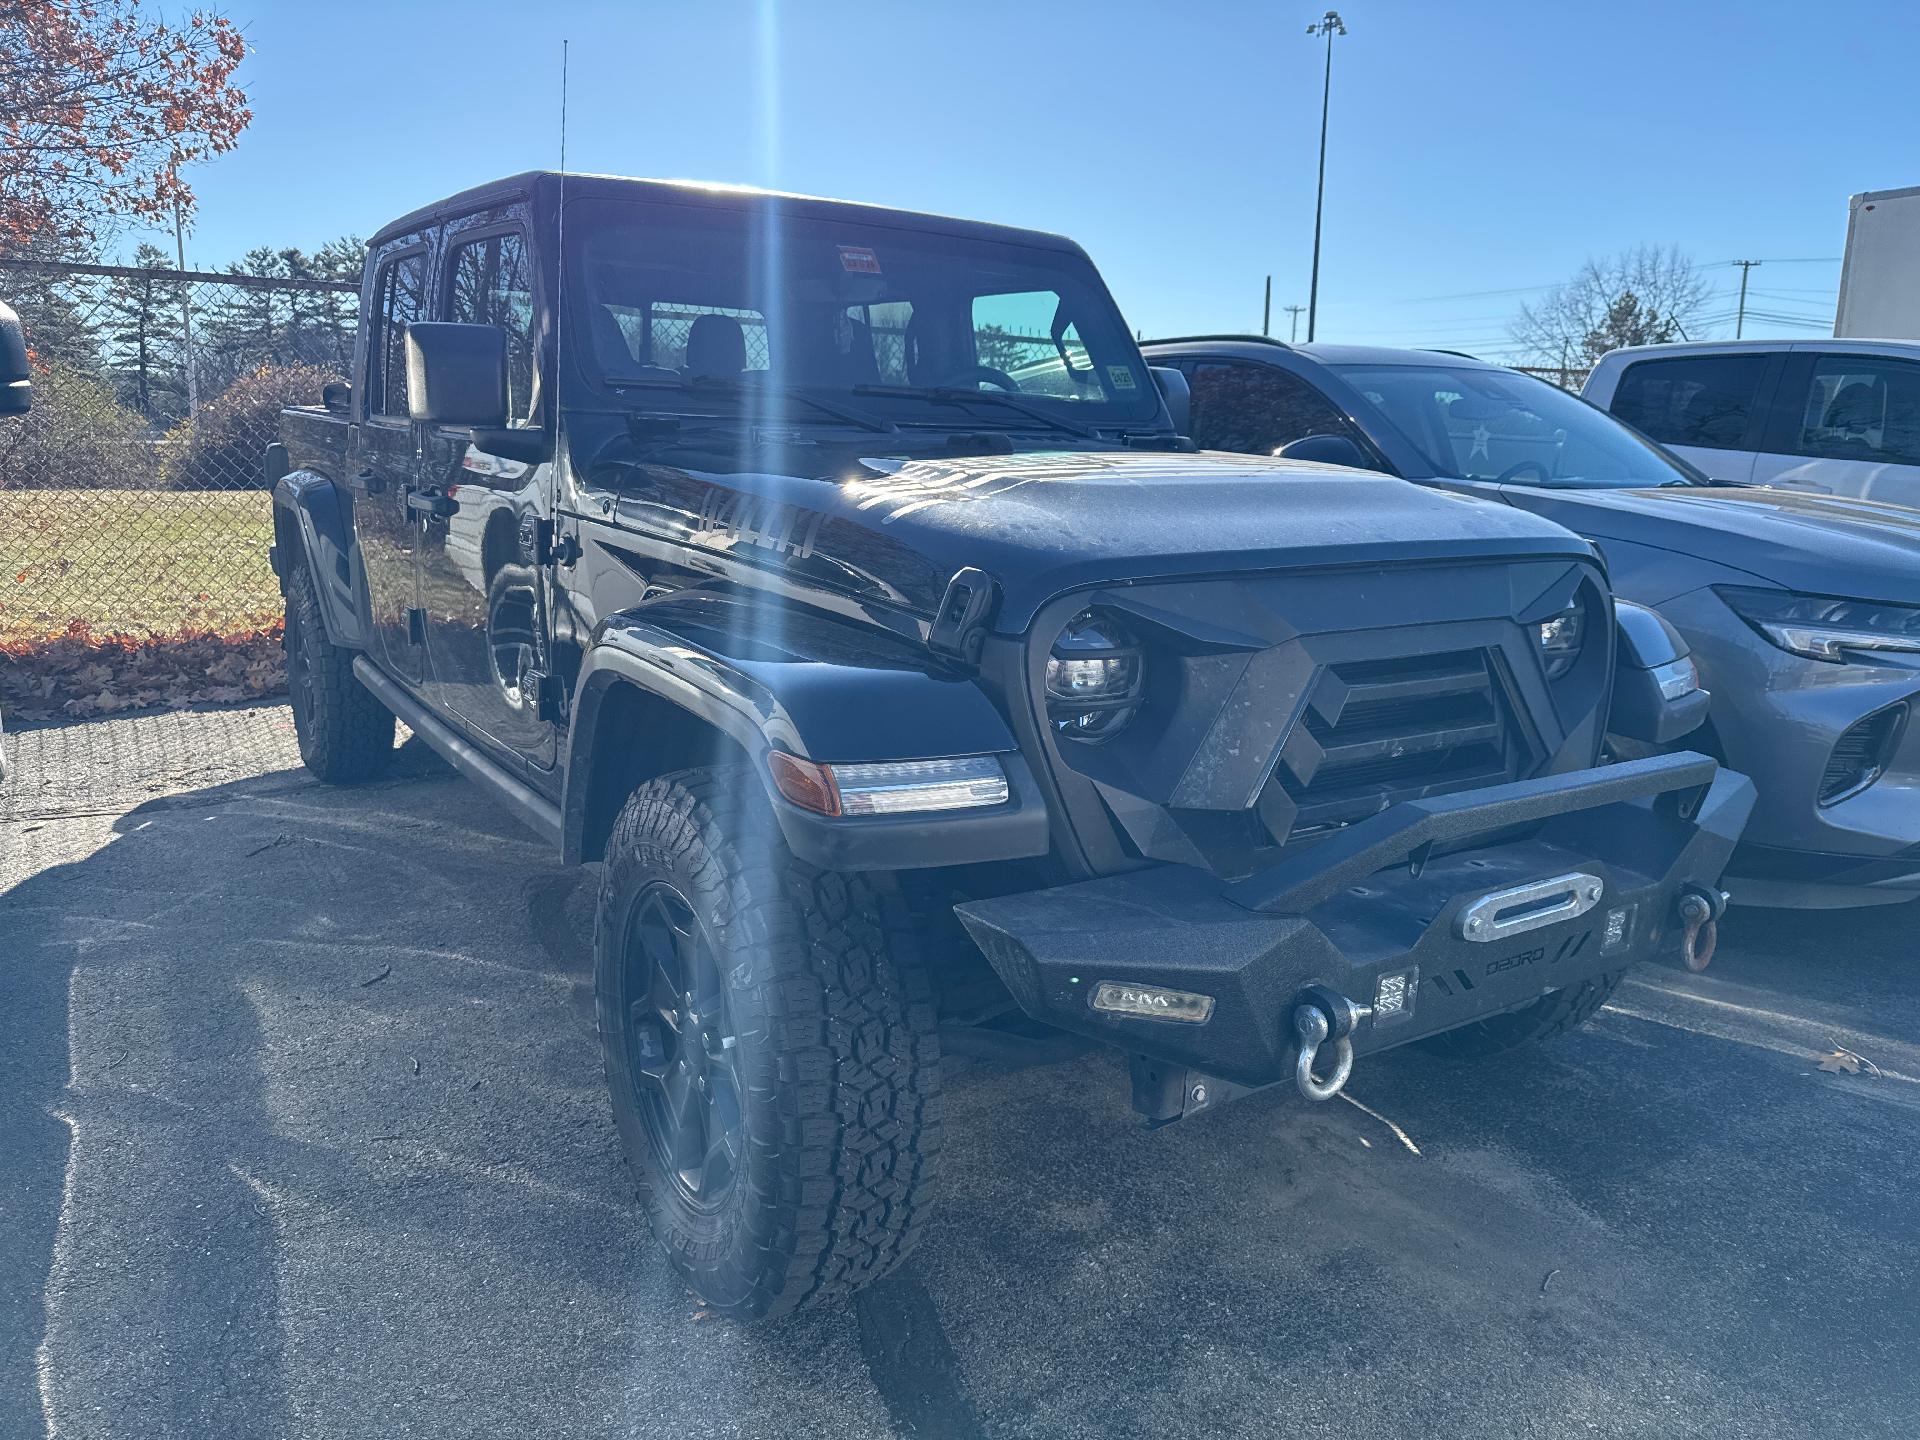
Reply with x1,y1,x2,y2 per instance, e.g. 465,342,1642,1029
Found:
1331,363,1701,488
566,197,1158,426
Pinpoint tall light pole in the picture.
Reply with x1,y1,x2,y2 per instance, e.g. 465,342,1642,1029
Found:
1305,10,1346,343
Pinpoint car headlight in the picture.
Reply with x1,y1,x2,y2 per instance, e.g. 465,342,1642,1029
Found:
1716,586,1920,663
1535,602,1587,680
1046,611,1143,742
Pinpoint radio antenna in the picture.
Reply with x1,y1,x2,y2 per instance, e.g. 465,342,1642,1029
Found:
553,39,569,493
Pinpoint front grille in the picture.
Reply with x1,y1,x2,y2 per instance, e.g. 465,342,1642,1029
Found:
1261,649,1528,843
1819,704,1906,804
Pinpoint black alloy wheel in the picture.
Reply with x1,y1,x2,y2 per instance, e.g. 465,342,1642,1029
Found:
621,882,745,1210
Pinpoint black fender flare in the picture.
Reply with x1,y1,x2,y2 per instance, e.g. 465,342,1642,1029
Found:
560,594,1049,870
271,468,370,649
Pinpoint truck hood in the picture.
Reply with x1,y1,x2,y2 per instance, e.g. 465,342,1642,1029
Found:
1505,484,1920,604
589,445,1596,634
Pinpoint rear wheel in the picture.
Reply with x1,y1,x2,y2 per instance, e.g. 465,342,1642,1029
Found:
1418,970,1626,1059
594,768,943,1320
284,561,395,783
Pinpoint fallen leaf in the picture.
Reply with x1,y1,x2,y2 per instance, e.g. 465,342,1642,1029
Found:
1817,1050,1862,1075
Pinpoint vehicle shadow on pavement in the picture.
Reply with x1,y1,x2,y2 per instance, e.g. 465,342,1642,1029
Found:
7,753,1920,1440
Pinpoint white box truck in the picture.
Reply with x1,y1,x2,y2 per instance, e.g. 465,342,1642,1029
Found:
1835,185,1920,340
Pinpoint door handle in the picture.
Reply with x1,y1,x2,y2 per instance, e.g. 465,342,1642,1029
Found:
354,468,386,495
405,488,458,519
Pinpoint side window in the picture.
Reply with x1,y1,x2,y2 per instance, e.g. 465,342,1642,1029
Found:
368,249,428,420
1790,355,1920,466
446,230,536,422
1608,354,1768,450
1187,361,1356,454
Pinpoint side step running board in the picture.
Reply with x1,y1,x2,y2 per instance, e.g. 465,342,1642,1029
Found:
352,656,563,848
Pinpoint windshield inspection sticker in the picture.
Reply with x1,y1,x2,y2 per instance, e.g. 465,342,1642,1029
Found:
1108,365,1137,389
838,246,882,275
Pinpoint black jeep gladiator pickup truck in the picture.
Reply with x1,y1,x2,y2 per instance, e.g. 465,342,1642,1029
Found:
268,173,1751,1320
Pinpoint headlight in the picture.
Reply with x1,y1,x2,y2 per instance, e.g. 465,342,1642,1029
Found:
1535,602,1587,680
1716,587,1920,663
1046,611,1143,742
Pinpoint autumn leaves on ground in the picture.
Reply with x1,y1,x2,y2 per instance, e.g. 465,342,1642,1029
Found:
0,489,284,723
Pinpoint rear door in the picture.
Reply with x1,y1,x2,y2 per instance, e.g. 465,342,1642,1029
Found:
1746,349,1920,507
415,213,557,768
347,241,432,685
1600,351,1774,484
1177,358,1376,458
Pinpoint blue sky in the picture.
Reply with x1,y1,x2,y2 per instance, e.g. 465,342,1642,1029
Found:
150,0,1917,361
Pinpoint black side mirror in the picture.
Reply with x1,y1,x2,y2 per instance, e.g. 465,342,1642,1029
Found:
322,379,352,416
0,301,32,416
1275,432,1371,469
1149,366,1190,437
406,322,507,427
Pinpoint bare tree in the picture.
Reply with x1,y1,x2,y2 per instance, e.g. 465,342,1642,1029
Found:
1508,245,1711,368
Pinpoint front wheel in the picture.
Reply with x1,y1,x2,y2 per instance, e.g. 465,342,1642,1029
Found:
1418,970,1626,1059
594,768,943,1320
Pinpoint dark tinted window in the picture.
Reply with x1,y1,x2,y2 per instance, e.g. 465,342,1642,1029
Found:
369,250,428,419
446,230,536,421
1608,354,1768,449
1790,354,1920,466
1187,361,1356,454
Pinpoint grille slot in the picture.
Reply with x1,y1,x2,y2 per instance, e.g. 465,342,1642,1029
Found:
1819,703,1906,805
1263,650,1528,843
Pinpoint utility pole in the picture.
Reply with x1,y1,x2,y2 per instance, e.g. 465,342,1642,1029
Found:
1305,9,1347,343
1263,275,1272,336
1732,259,1762,338
1284,304,1306,343
172,199,199,420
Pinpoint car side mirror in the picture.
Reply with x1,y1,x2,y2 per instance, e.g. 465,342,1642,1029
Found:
406,322,507,427
0,300,32,416
1149,366,1190,437
322,379,352,416
1605,599,1710,754
1275,433,1370,469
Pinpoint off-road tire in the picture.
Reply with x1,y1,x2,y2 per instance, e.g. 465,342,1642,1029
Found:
1418,969,1626,1059
284,561,395,783
595,768,943,1320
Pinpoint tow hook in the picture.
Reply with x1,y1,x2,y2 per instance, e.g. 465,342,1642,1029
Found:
1292,984,1368,1102
1677,886,1729,972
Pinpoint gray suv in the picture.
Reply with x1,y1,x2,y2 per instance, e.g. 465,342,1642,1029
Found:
1145,336,1920,908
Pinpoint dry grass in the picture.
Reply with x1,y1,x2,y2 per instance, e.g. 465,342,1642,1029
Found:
0,488,279,644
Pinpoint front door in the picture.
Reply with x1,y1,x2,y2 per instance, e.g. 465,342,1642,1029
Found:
349,245,432,685
1747,351,1920,507
414,221,556,767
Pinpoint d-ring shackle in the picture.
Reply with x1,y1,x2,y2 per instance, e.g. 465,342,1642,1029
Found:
1293,1003,1354,1102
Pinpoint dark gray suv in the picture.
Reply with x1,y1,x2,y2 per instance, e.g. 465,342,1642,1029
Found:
1145,336,1920,908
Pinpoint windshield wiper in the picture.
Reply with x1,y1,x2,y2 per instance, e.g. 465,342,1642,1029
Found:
852,383,1101,440
604,374,897,434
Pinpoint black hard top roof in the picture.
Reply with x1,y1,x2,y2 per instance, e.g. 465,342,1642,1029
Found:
368,171,1085,256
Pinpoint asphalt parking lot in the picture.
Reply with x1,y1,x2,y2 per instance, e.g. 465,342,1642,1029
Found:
3,705,1919,1440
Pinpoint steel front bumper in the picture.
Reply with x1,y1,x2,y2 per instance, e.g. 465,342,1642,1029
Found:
954,753,1753,1097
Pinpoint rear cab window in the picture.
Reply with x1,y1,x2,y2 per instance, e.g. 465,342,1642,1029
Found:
1607,354,1770,450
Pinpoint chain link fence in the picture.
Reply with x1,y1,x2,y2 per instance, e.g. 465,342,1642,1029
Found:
1,257,357,648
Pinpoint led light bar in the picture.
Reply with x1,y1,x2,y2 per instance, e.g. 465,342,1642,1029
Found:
767,752,1010,817
833,757,1010,816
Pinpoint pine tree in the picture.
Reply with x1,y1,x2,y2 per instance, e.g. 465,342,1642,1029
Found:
103,242,187,423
